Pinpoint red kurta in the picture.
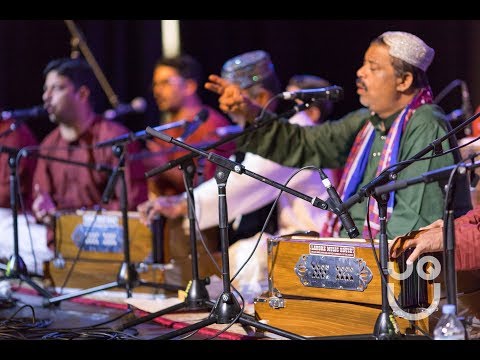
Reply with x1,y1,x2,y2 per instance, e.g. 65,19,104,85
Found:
33,116,148,212
0,120,38,210
454,207,480,271
144,105,236,196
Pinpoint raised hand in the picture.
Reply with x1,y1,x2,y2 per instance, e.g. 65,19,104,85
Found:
205,74,261,126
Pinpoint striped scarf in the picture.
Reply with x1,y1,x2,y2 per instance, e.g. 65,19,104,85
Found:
321,87,433,239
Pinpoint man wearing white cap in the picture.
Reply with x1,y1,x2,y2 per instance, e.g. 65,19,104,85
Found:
207,31,472,240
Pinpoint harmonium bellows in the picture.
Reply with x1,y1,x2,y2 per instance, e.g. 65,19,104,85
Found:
254,235,433,337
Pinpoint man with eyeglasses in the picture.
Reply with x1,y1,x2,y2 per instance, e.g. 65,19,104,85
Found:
144,54,235,198
141,54,235,287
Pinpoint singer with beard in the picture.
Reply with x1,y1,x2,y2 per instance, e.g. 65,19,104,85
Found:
32,58,148,249
207,31,472,241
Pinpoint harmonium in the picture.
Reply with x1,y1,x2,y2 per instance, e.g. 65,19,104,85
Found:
254,234,436,337
50,210,155,290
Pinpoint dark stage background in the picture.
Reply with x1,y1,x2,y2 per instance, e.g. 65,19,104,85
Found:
0,20,479,142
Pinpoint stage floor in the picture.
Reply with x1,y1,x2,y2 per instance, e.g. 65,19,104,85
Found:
0,277,286,341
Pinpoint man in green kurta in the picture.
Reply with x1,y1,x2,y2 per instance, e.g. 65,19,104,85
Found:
205,31,472,240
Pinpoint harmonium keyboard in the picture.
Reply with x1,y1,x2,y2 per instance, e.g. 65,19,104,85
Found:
254,234,435,337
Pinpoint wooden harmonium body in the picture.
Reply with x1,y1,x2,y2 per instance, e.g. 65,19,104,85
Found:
254,235,432,337
51,210,154,289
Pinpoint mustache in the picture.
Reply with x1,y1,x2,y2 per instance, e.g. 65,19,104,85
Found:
356,78,367,91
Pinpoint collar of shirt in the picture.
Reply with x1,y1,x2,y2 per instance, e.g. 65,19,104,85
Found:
369,109,402,134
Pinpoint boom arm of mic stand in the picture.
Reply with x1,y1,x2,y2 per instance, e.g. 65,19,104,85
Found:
24,149,113,174
102,145,125,204
145,103,309,179
374,161,475,196
95,119,187,148
145,126,331,213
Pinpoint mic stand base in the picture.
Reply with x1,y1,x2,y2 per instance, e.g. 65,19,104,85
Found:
116,291,215,332
0,256,54,301
371,192,402,340
153,290,305,340
185,279,211,309
374,312,400,340
5,254,27,276
149,167,305,340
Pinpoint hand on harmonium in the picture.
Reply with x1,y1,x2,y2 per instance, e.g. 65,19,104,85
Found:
389,219,444,265
137,194,188,226
32,183,56,226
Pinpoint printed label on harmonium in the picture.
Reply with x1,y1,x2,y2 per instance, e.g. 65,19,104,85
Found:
309,243,355,258
70,213,123,253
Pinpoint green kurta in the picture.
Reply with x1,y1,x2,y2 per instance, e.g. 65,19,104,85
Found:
237,105,454,239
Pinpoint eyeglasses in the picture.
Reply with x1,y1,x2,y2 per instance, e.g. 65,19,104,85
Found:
152,77,185,89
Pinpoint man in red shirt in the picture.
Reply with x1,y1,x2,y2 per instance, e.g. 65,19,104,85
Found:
0,120,38,211
144,54,235,197
32,58,148,248
137,55,236,286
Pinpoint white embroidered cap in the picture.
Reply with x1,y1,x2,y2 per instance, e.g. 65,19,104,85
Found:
381,31,435,72
221,50,276,89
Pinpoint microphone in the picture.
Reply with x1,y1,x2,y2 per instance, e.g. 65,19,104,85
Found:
281,85,343,102
318,169,360,239
178,108,209,141
215,125,243,137
95,119,188,148
1,105,47,120
460,80,473,119
445,109,464,122
103,97,147,120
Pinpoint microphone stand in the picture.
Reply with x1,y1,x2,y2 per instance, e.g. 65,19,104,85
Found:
116,109,310,332
117,157,216,331
95,119,189,149
64,20,119,108
375,160,480,308
144,126,348,340
0,145,53,300
47,143,182,305
339,112,480,339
